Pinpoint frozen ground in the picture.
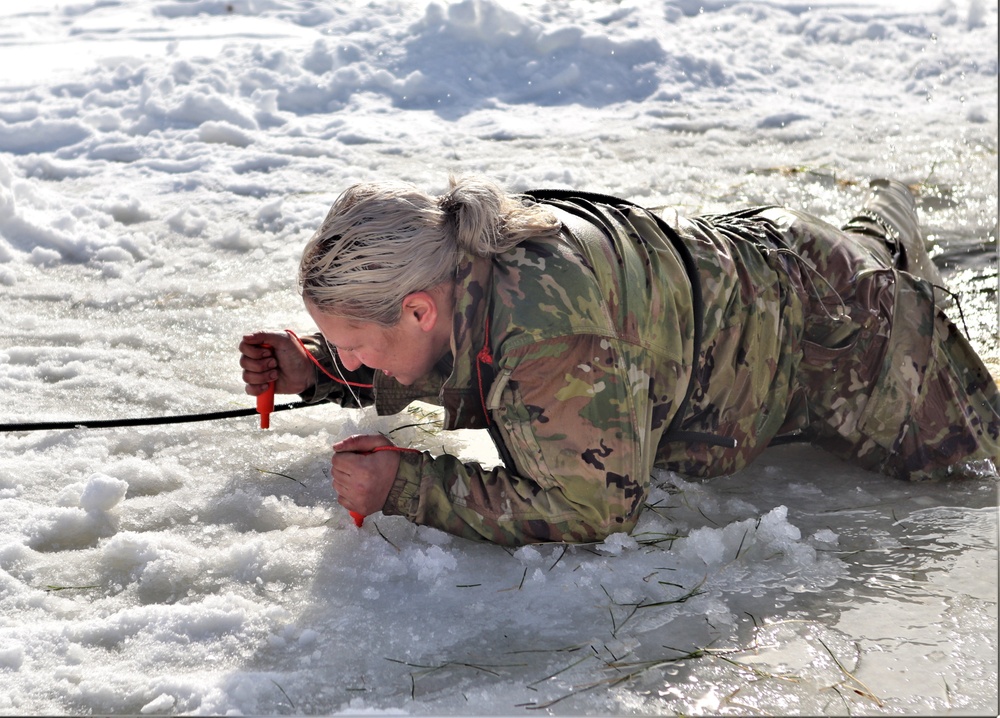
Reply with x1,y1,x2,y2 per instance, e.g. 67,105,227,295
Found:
0,0,997,715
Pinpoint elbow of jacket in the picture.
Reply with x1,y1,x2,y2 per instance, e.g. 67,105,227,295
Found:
580,505,641,544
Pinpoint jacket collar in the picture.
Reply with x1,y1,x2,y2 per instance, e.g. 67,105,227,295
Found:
443,252,494,429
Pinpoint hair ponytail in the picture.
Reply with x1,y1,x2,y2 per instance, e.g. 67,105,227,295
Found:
440,176,562,257
439,177,511,256
299,175,561,325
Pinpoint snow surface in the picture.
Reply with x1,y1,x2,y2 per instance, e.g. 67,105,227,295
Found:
0,0,997,715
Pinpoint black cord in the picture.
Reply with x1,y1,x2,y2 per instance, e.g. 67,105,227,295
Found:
0,401,314,433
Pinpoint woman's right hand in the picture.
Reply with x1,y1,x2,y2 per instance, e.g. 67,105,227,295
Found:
239,331,315,396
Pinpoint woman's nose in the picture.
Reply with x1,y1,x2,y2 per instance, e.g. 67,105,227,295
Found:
339,350,363,371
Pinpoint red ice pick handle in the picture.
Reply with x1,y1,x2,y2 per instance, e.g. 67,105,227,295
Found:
256,344,275,429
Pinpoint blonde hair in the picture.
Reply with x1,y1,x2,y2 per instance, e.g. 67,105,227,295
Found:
298,176,561,326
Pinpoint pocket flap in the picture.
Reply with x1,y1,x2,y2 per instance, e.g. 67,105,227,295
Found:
855,272,936,448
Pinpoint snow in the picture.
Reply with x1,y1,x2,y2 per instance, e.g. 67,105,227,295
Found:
0,0,997,715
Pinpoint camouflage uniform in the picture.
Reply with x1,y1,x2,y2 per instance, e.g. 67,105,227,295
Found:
300,180,1000,545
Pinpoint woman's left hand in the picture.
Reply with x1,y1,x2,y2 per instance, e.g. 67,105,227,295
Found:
330,434,403,517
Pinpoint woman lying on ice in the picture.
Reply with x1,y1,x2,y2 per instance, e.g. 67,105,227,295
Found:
238,176,1000,546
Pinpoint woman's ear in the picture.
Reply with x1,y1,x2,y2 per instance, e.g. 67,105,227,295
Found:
400,291,438,332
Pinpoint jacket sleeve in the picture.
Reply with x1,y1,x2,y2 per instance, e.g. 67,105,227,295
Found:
382,334,661,545
296,332,377,409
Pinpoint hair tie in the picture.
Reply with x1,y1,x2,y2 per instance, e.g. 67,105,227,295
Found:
439,193,461,218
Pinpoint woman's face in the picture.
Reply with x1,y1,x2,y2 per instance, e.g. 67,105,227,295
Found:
304,292,452,386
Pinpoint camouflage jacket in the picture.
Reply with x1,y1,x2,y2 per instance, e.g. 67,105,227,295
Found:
300,193,815,545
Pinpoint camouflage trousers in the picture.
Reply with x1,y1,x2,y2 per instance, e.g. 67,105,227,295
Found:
782,180,1000,480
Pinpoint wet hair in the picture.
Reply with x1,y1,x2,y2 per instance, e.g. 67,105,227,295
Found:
298,175,561,326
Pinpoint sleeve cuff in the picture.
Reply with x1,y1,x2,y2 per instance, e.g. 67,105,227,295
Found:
296,333,335,403
383,451,423,519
